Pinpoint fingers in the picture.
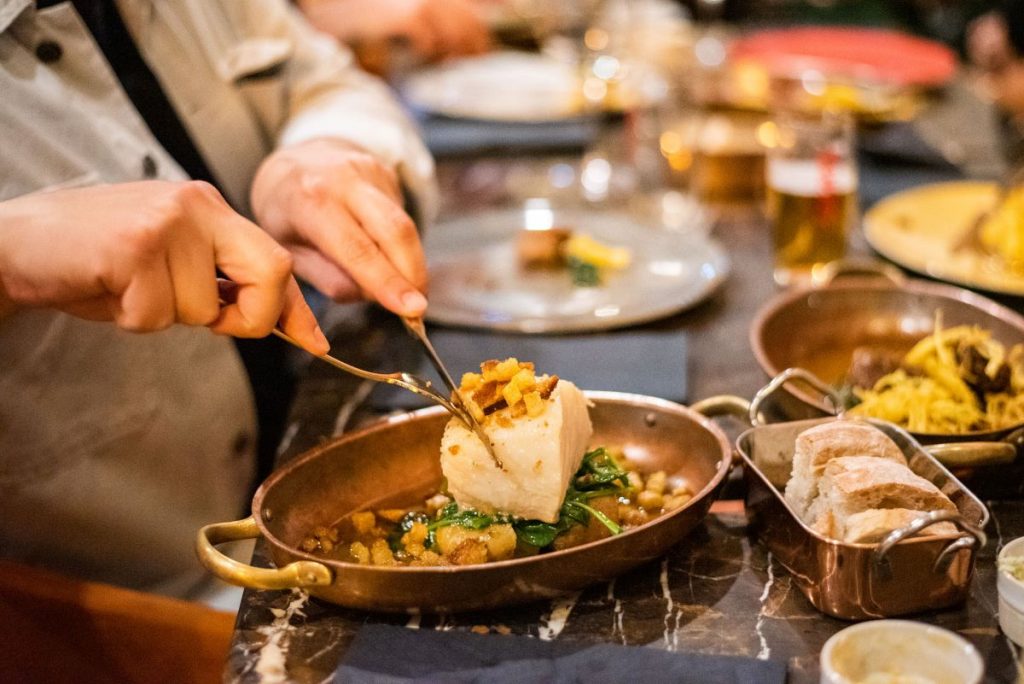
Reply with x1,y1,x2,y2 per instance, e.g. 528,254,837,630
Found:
278,277,331,356
113,250,177,332
345,186,427,292
290,185,428,317
290,245,362,303
206,210,312,342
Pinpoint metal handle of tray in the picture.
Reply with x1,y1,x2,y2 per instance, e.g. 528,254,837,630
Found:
871,510,987,578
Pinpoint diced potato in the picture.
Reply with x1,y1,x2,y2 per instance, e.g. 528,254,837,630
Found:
665,493,692,511
350,511,376,535
401,522,429,547
350,541,370,564
645,471,667,495
523,391,545,417
622,508,649,526
370,539,396,566
484,358,521,382
450,539,489,565
461,372,482,390
483,524,517,561
510,368,536,391
671,482,692,497
435,524,517,562
637,490,664,510
502,381,523,408
376,509,407,523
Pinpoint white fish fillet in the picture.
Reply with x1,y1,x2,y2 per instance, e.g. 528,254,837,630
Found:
440,380,593,522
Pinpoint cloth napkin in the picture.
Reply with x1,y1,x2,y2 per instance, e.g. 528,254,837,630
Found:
335,624,788,684
417,115,599,157
368,328,688,411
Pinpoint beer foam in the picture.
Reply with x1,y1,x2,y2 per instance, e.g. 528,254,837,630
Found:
767,158,857,197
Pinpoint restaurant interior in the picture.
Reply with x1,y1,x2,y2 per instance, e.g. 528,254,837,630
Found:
5,0,1024,682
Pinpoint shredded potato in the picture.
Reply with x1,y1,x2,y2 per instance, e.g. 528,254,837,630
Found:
848,316,1024,433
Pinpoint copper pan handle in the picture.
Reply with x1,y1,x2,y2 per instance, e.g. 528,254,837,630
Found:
924,441,1017,468
690,395,754,422
815,258,906,287
196,516,332,590
871,510,986,579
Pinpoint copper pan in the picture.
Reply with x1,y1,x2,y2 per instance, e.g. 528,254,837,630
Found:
749,269,1024,468
693,377,989,620
196,392,732,614
737,416,988,620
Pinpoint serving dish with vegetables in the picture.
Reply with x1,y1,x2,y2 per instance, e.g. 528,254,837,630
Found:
197,383,731,613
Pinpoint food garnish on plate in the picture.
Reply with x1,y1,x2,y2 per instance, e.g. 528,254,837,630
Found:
980,186,1024,272
843,314,1024,434
516,228,631,287
301,359,691,566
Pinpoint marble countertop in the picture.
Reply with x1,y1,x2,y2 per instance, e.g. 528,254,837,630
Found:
226,500,1024,683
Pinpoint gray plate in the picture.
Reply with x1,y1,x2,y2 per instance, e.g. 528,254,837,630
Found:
425,208,729,333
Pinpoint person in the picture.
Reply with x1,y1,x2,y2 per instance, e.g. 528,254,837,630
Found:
968,0,1024,159
0,0,435,599
296,0,491,66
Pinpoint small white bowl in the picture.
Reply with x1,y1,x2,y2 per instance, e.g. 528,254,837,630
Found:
998,536,1024,647
820,619,983,684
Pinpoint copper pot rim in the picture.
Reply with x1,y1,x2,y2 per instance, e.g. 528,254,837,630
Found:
749,275,1024,440
251,391,733,575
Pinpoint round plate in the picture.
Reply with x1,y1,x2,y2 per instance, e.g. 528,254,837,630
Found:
424,208,728,333
863,181,1024,296
729,28,957,88
401,51,581,122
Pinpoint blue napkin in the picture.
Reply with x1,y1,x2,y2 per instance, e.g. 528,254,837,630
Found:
417,115,598,157
336,624,787,683
368,328,688,411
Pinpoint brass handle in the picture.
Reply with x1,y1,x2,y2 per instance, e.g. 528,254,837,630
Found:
924,441,1017,468
690,395,754,422
816,258,906,287
195,516,332,590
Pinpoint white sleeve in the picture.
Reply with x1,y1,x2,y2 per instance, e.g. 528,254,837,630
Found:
275,6,438,222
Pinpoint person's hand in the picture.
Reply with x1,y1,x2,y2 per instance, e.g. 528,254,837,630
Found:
0,181,329,355
250,137,428,317
299,0,490,62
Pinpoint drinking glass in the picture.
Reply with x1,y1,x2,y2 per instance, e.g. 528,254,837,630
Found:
765,110,857,286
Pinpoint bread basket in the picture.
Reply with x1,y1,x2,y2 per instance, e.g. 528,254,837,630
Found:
695,369,989,620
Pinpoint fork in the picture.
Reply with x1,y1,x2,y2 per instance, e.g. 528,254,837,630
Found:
400,316,502,469
269,328,486,443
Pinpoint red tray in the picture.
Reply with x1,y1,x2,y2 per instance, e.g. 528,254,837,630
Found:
729,27,957,87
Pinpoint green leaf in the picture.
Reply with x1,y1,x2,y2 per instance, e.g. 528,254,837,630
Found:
513,521,560,548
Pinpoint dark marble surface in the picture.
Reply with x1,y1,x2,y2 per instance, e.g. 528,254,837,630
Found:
226,95,1024,682
226,501,1024,683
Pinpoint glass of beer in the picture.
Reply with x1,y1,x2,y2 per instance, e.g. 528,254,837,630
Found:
766,110,857,286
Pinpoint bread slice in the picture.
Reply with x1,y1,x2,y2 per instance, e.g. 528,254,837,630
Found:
808,455,957,532
841,508,958,544
785,421,906,521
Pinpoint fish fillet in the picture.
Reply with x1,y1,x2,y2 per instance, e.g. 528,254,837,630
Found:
440,380,592,522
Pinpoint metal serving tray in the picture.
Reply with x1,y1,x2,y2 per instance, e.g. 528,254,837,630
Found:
737,416,989,620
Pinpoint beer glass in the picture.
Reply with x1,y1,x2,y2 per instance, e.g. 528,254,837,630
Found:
765,110,857,286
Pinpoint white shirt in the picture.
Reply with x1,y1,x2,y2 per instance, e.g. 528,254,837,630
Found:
0,0,436,596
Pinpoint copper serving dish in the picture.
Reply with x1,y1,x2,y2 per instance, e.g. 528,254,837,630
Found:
750,271,1024,466
736,415,988,620
196,392,731,613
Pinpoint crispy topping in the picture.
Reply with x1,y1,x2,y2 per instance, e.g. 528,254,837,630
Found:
457,358,558,420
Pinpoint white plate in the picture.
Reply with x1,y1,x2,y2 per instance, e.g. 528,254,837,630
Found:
425,208,728,333
863,181,1024,296
401,51,581,122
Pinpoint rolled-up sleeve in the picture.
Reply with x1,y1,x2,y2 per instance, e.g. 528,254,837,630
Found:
274,7,438,222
